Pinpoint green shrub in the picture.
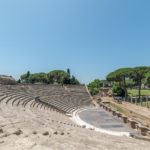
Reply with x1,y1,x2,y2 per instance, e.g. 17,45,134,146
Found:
112,85,124,96
88,79,102,96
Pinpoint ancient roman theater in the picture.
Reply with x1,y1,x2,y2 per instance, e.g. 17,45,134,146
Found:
0,83,150,150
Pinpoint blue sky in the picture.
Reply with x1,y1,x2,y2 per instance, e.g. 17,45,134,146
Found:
0,0,150,84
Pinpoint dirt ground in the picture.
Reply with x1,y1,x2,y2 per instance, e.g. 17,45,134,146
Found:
102,97,150,126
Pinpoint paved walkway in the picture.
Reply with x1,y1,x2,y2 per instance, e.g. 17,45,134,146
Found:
78,107,137,135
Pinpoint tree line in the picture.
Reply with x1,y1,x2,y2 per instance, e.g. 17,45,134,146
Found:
88,66,150,102
106,66,150,103
18,69,80,85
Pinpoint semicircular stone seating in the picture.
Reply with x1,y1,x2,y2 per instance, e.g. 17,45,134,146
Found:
0,84,93,115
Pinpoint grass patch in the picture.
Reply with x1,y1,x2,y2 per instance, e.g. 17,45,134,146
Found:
128,89,150,96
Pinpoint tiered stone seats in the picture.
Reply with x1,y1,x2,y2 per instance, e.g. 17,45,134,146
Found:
0,85,81,128
0,84,93,114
